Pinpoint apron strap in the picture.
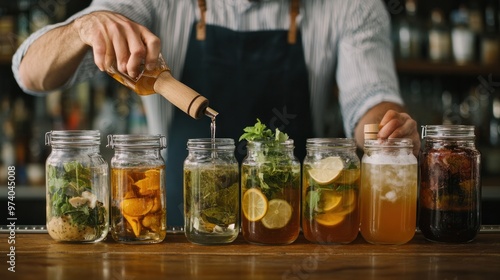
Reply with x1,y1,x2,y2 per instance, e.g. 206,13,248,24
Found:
196,0,207,40
288,0,299,44
196,0,300,44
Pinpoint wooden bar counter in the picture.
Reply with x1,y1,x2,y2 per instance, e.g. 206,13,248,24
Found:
2,229,500,279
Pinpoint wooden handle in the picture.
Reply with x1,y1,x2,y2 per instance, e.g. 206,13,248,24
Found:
153,71,209,119
364,124,380,140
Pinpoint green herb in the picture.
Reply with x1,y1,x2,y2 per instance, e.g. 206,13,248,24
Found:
184,166,239,228
240,119,298,199
239,118,289,142
47,161,107,234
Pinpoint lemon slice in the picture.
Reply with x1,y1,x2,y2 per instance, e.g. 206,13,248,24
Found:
242,188,268,222
334,168,360,184
261,199,292,229
308,156,344,185
314,211,345,227
317,190,342,212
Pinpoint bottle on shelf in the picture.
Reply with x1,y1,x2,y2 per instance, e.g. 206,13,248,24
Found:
396,0,423,60
481,0,500,65
450,4,476,64
107,54,218,120
428,8,451,62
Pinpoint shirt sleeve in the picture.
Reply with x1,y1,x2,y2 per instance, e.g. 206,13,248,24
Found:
11,0,160,95
335,0,403,137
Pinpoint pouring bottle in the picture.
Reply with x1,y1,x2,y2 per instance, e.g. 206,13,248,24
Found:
106,54,218,119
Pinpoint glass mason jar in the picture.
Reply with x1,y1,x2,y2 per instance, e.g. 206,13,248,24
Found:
241,139,301,245
107,134,167,244
45,130,109,243
419,125,481,243
302,138,361,244
184,138,239,244
360,139,418,245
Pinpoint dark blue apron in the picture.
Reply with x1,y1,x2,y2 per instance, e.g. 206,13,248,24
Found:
166,2,313,226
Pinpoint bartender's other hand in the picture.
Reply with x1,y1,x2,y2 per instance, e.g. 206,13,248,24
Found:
72,11,160,78
378,110,420,156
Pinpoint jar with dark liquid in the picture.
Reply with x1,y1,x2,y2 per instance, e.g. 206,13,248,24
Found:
419,125,481,243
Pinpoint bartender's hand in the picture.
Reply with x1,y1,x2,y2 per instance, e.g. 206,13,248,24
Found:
378,110,421,156
354,102,421,156
73,11,161,78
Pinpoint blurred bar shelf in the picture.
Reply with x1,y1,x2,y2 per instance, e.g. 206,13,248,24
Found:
396,59,500,76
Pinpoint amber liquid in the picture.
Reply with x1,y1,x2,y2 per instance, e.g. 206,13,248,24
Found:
241,165,300,245
109,67,165,95
360,162,417,245
110,166,166,243
302,167,360,244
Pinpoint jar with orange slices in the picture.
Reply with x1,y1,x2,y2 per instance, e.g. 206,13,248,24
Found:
107,134,167,244
240,120,300,245
302,138,361,244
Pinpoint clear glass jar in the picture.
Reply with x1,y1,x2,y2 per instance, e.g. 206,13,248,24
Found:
45,130,109,243
419,125,481,243
183,138,239,244
241,139,301,245
360,139,418,245
107,134,167,244
302,138,360,244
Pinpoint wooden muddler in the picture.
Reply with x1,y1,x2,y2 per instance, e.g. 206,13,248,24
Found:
154,71,212,119
364,124,380,140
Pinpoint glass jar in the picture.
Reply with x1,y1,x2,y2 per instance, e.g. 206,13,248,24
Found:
183,138,239,244
45,130,109,243
241,139,301,245
360,139,418,245
107,134,167,244
419,125,481,243
302,138,360,244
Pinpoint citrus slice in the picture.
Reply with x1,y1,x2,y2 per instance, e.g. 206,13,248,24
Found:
123,214,141,237
314,211,345,227
342,189,357,208
261,199,292,229
242,188,268,222
308,156,344,185
121,198,154,217
317,190,342,212
334,168,360,184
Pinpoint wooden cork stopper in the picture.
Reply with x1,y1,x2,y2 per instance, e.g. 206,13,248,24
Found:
154,71,209,119
364,124,380,140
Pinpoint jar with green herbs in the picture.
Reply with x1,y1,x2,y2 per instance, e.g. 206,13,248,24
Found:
107,134,167,244
302,138,361,244
240,120,301,245
184,138,239,245
45,130,109,243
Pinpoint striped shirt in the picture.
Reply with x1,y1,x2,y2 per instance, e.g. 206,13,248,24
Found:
12,0,403,138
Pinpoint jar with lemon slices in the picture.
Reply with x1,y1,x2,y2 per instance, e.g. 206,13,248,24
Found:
107,134,167,244
302,138,361,244
241,139,301,245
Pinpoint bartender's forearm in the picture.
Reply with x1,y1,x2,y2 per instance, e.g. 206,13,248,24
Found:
18,22,89,92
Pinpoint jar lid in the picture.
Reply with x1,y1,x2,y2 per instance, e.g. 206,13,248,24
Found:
306,138,355,149
421,125,475,139
187,138,235,150
364,138,413,148
45,130,101,146
107,134,166,150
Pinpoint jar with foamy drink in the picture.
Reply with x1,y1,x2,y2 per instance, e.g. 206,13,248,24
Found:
360,124,418,245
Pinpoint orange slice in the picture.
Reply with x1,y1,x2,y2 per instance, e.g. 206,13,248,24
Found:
123,214,141,237
242,188,268,222
314,211,345,227
261,199,292,229
121,198,153,217
308,156,344,185
334,168,360,184
317,190,342,212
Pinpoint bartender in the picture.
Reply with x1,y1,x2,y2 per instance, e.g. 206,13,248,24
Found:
12,0,420,227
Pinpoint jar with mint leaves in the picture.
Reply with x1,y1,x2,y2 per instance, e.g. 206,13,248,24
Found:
240,119,301,245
